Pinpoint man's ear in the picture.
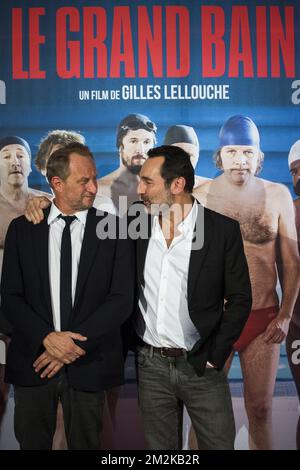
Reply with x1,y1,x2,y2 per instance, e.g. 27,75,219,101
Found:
216,152,224,170
51,176,64,192
171,176,186,194
255,151,264,175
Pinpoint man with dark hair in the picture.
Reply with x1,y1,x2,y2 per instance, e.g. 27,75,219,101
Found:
133,144,252,449
147,145,195,193
1,143,134,449
98,113,157,214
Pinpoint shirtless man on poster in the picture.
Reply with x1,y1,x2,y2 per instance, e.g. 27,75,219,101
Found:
98,113,157,215
0,136,49,278
192,115,300,449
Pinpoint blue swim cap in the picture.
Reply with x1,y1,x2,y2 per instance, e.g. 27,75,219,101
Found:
219,115,260,149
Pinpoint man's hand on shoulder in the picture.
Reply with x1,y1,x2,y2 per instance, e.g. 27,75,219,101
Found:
25,196,52,224
43,331,87,364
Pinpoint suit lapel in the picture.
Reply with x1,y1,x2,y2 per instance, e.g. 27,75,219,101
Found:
74,208,100,308
187,204,213,300
32,208,52,318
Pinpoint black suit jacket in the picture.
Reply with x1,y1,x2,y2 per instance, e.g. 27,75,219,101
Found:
1,207,134,391
133,201,252,375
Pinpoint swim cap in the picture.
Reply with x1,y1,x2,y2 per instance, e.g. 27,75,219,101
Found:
219,115,260,149
288,140,300,168
116,114,157,148
0,136,31,157
163,125,199,148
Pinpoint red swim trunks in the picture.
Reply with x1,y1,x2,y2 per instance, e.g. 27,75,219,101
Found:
233,305,279,353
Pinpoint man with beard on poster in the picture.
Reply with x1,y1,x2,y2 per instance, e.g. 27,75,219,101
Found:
98,113,157,215
286,140,300,449
193,115,300,449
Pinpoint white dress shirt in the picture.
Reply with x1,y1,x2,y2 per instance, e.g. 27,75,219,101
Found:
137,201,201,351
48,203,87,331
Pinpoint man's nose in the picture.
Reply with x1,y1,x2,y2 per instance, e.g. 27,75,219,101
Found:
87,180,97,194
137,180,145,195
136,141,145,154
233,151,247,166
11,153,20,165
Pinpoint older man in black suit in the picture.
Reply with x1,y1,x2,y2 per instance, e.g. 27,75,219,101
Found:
0,143,134,450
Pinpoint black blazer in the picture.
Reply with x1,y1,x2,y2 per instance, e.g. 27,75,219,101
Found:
134,202,252,375
1,207,134,391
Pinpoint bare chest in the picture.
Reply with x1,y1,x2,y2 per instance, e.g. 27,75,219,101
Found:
205,195,278,244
